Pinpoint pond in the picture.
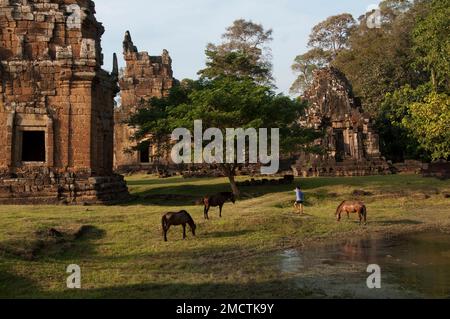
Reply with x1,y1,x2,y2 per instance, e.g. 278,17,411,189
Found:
278,231,450,298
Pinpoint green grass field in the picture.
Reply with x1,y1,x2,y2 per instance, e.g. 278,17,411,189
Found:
0,174,449,298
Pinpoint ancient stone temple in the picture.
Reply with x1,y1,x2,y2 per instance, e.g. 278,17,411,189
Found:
293,67,391,177
114,31,175,172
0,0,129,204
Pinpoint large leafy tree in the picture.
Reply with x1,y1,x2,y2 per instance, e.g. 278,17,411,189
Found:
291,14,355,95
412,0,450,91
291,0,449,162
379,84,432,162
332,0,429,116
129,21,318,196
402,92,450,160
290,48,331,95
171,78,317,195
308,13,356,59
199,19,273,84
128,78,317,196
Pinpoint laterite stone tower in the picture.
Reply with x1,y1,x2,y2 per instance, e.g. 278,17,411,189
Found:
0,0,129,204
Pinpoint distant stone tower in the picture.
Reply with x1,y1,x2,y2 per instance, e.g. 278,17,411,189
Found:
0,0,129,204
293,67,390,177
114,31,175,172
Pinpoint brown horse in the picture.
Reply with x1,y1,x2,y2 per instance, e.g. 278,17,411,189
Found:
162,210,197,242
336,201,368,225
202,192,236,220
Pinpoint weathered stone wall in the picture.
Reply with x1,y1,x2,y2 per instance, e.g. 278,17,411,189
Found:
0,0,129,204
114,31,175,171
293,67,391,177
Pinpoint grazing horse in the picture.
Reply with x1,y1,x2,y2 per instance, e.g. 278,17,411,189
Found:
336,201,368,225
202,192,236,220
162,210,197,242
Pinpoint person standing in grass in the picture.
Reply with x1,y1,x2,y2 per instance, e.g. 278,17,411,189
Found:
294,186,305,214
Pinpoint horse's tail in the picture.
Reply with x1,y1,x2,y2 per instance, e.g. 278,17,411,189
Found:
336,201,345,216
161,215,167,233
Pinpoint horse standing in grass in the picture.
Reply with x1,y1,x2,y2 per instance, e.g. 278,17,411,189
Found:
336,201,368,225
202,192,236,220
162,210,197,242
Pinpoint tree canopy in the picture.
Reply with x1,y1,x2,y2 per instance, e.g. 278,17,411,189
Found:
198,19,274,85
292,0,449,162
129,19,319,195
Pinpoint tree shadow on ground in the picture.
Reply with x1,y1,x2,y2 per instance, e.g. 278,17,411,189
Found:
0,226,106,262
0,269,42,298
120,175,433,207
1,277,318,299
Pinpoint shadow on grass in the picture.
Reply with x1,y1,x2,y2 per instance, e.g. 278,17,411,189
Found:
0,226,106,262
0,274,316,299
0,269,42,298
121,174,441,207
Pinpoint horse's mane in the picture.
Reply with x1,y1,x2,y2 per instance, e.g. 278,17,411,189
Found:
181,210,195,225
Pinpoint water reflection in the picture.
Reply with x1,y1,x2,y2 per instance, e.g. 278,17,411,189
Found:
279,231,450,298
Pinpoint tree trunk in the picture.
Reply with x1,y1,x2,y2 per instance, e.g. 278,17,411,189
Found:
227,174,241,198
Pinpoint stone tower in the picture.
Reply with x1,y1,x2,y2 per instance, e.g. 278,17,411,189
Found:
0,0,129,204
293,67,390,177
114,31,175,172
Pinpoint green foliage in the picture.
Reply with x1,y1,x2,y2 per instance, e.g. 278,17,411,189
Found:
198,19,273,84
128,19,320,195
290,48,331,95
402,92,450,160
294,0,449,162
333,0,429,116
308,13,356,58
378,84,432,161
412,0,450,91
129,75,319,194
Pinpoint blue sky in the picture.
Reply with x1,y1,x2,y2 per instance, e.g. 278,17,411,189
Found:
96,0,381,95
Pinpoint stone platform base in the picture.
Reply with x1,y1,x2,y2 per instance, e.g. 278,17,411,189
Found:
0,173,130,205
423,161,450,180
293,158,393,178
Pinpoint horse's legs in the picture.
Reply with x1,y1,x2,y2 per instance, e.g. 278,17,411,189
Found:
219,205,223,218
347,211,350,220
164,225,170,242
182,224,187,239
204,205,209,220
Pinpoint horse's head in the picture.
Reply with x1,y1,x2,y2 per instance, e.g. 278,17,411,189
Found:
191,223,197,236
230,193,236,204
336,201,345,221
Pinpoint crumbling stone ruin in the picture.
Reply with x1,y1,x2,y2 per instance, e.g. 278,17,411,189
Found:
0,0,129,204
114,31,175,172
293,67,391,177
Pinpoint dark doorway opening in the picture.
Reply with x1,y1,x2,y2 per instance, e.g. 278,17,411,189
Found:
335,131,345,162
22,131,46,162
139,144,151,164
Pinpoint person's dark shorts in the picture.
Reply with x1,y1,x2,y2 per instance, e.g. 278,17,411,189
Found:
296,201,304,205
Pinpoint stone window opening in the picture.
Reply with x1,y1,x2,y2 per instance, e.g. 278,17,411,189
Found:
335,130,345,162
21,131,46,163
139,143,151,164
